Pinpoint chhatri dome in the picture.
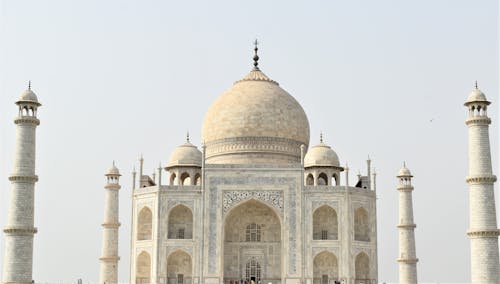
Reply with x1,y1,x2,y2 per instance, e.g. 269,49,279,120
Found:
304,134,341,168
167,133,202,169
202,43,310,164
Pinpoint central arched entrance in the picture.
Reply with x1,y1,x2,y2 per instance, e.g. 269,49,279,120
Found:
223,199,281,284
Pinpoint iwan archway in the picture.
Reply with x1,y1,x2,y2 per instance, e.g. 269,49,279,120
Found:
223,199,282,284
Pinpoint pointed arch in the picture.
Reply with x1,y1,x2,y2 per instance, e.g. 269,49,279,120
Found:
170,173,177,186
167,250,192,284
245,257,262,282
136,251,151,284
355,252,370,281
180,172,190,185
354,207,370,242
313,205,338,240
168,204,193,239
313,251,339,284
194,173,201,185
306,173,314,185
318,172,328,185
332,173,339,186
137,207,153,240
223,199,281,282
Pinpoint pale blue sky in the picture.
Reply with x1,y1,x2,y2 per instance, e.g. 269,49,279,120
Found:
0,0,498,283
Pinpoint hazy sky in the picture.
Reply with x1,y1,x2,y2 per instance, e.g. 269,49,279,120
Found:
0,1,498,283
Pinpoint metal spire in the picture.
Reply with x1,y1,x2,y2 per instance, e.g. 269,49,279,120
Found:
253,39,260,69
186,131,190,143
474,80,478,89
320,132,323,143
28,80,31,90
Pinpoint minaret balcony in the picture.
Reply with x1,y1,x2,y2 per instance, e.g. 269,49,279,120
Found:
14,116,40,125
465,116,491,125
465,174,497,184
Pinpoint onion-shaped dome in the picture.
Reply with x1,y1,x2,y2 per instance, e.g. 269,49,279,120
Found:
304,140,340,168
106,162,121,176
464,82,490,106
167,140,202,169
202,64,310,164
397,164,412,177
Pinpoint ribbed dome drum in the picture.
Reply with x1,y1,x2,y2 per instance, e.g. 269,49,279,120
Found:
202,68,310,164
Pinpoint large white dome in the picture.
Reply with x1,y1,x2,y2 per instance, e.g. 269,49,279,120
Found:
202,67,310,164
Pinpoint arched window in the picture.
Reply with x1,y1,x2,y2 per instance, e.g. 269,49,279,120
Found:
354,207,370,242
306,174,314,185
318,173,328,185
355,252,370,281
137,207,153,240
245,258,261,282
170,173,177,186
313,252,339,284
168,205,193,239
136,251,151,284
245,223,261,242
180,172,190,186
194,173,201,185
167,251,192,284
313,206,338,240
332,173,339,186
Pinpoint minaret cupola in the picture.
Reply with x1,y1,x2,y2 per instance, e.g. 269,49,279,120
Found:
464,81,490,119
105,161,121,185
397,162,413,187
16,81,41,118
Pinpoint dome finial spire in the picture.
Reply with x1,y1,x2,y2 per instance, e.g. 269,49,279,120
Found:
28,80,31,90
253,39,260,69
474,80,478,89
320,132,323,143
186,131,190,143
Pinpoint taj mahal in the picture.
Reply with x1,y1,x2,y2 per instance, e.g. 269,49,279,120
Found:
1,44,498,284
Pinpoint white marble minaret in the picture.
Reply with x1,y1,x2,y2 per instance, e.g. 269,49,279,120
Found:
397,163,418,284
2,83,41,284
99,162,121,284
464,82,499,283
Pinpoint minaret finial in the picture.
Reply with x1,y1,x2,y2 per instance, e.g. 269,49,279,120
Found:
474,80,478,89
186,131,190,143
253,39,259,69
28,80,31,90
320,132,323,143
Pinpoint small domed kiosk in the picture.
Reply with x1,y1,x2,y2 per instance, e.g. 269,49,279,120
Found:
304,134,343,186
165,133,202,186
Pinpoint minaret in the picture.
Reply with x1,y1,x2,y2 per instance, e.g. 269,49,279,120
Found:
99,162,121,284
397,163,418,284
464,82,499,283
2,83,41,284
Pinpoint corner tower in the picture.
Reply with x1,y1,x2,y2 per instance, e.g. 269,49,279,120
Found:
2,83,41,284
99,162,122,283
464,82,499,283
396,164,418,284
